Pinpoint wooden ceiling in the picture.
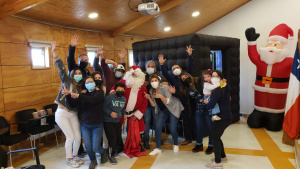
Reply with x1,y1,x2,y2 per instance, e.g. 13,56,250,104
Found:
10,0,250,38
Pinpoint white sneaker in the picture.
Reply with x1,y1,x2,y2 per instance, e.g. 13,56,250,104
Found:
73,156,84,165
149,148,161,156
67,159,79,168
173,145,179,153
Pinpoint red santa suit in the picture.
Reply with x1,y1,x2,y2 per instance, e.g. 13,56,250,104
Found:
248,24,293,113
112,66,148,158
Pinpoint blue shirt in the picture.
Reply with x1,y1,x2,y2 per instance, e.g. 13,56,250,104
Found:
103,94,126,123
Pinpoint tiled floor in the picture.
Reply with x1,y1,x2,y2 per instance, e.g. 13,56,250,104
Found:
18,117,297,169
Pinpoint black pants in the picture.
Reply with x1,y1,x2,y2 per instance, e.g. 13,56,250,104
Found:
104,122,122,156
181,110,196,141
212,120,231,163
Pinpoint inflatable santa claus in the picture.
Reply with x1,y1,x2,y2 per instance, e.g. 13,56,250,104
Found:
113,65,148,157
245,24,294,131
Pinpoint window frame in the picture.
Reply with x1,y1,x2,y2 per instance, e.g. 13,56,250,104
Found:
85,45,103,67
28,39,51,70
127,48,134,68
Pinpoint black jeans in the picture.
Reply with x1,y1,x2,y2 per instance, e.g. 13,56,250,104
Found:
181,110,196,141
212,120,231,163
104,122,122,156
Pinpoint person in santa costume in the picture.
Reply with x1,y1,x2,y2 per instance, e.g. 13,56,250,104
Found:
111,65,148,158
245,24,294,131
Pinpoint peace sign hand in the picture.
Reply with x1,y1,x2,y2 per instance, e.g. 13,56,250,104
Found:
144,92,151,100
60,84,70,95
186,45,194,56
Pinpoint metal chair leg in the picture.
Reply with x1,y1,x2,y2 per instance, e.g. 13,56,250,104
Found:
9,146,12,166
30,136,34,159
54,129,58,148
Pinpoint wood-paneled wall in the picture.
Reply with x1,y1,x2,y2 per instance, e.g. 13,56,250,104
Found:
0,16,148,132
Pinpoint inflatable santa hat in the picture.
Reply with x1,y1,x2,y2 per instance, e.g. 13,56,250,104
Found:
268,24,293,44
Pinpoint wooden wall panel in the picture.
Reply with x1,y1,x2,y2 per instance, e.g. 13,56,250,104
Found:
3,84,59,111
0,43,31,66
0,89,4,112
0,17,27,43
2,66,52,88
114,36,148,50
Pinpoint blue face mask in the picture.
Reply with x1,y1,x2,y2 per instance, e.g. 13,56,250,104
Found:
85,82,96,91
115,71,123,79
74,75,83,82
146,68,155,75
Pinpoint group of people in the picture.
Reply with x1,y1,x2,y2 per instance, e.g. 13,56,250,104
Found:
51,34,232,169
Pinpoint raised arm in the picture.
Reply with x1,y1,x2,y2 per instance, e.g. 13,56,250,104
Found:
245,27,260,65
186,45,194,74
67,34,81,73
52,41,71,83
93,47,104,74
159,54,174,85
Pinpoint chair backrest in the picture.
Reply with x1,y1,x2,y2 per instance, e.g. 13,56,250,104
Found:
43,104,58,113
15,109,37,122
0,116,9,130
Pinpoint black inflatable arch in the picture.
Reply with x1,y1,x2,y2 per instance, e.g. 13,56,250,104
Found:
132,33,240,122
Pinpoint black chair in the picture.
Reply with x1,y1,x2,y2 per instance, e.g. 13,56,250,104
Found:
0,116,30,166
0,147,45,169
15,109,58,154
44,104,61,147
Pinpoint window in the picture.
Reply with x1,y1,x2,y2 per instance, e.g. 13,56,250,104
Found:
85,45,102,67
128,48,134,67
210,50,222,71
28,39,51,69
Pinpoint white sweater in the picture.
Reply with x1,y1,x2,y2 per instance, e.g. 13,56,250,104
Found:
203,82,220,95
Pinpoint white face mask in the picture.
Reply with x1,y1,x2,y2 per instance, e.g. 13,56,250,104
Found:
173,68,181,76
211,77,220,85
146,68,155,75
151,82,159,89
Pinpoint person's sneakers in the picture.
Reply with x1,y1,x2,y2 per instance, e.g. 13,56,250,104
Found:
211,157,228,163
173,145,179,153
67,159,79,168
78,153,85,158
89,160,97,169
101,149,109,164
205,146,214,154
212,115,221,121
149,148,162,156
108,156,118,165
206,162,223,169
181,140,192,146
192,144,203,152
140,143,145,152
144,140,150,150
73,156,84,165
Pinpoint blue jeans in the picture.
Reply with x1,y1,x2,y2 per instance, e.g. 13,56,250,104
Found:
155,109,179,148
195,110,213,146
81,123,104,160
143,106,156,141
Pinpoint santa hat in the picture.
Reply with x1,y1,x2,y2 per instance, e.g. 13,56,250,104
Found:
268,24,293,44
130,66,142,73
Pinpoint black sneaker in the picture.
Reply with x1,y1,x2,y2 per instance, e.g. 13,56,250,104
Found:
140,143,145,152
89,160,97,169
101,149,108,164
144,140,150,150
205,146,214,154
108,156,117,165
78,152,85,158
192,145,203,153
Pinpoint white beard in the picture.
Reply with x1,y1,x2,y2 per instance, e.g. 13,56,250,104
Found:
258,46,289,65
123,69,145,92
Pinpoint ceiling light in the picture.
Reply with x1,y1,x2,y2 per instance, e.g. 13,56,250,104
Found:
88,13,98,19
192,11,200,17
164,27,171,32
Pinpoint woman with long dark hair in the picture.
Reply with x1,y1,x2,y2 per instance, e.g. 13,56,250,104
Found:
204,70,232,169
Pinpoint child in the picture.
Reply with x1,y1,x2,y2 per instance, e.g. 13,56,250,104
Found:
203,69,221,121
103,82,127,165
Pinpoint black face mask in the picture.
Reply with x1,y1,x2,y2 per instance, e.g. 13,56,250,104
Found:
116,91,125,97
95,80,103,87
79,61,88,69
183,77,192,85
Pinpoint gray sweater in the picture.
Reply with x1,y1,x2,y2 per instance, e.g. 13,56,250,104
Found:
54,58,82,113
103,94,126,123
150,84,184,118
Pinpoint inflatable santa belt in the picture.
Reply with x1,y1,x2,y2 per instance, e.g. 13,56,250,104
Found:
256,75,289,85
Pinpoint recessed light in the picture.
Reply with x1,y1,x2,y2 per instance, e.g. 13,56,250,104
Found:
164,27,171,32
192,11,200,17
88,13,98,19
